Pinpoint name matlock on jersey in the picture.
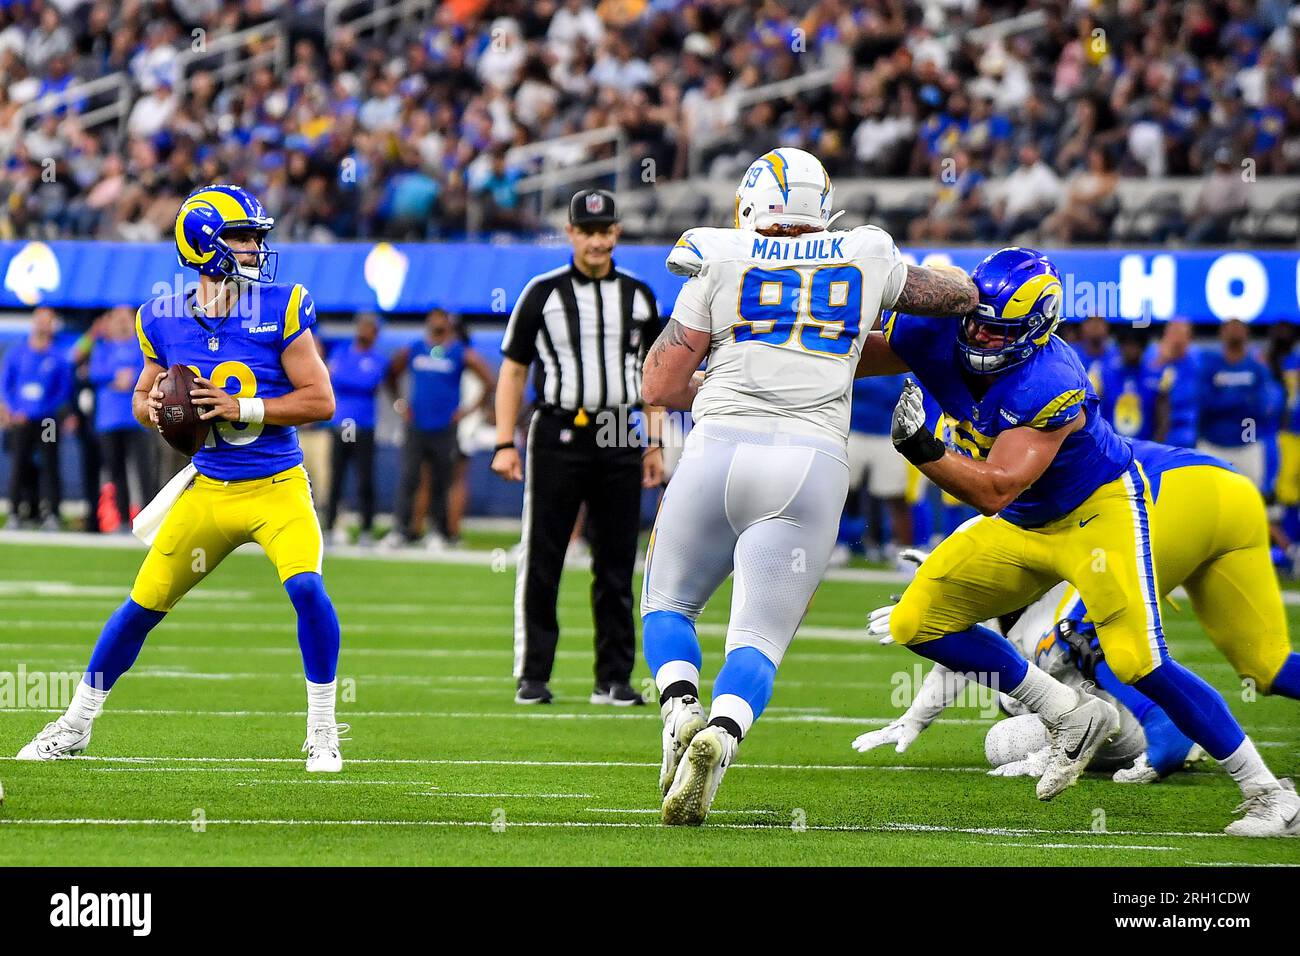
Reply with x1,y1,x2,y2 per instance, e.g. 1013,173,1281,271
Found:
135,282,316,481
666,226,907,445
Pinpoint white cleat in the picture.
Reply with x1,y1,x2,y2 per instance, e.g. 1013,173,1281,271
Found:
1112,754,1161,784
16,719,92,761
1036,691,1119,800
659,695,706,795
1224,779,1300,837
661,724,736,826
303,722,350,773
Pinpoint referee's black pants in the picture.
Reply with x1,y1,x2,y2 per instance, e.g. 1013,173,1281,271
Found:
516,408,642,686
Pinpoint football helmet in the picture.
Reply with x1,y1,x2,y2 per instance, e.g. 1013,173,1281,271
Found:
959,247,1063,374
734,147,841,231
174,184,278,283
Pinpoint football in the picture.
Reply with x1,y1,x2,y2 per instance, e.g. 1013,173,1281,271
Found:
157,363,209,456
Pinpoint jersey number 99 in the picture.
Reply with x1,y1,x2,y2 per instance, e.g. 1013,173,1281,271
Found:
734,265,863,356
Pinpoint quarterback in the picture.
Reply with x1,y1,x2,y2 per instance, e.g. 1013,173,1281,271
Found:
870,249,1298,835
16,185,348,772
640,146,982,825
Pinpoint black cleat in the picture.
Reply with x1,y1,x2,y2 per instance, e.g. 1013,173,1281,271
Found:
591,681,647,706
515,679,553,705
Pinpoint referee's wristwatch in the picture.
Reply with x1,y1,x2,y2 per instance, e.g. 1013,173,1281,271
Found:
493,441,515,454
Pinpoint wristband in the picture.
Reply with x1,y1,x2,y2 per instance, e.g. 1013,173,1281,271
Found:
493,441,515,453
893,428,946,466
237,397,265,424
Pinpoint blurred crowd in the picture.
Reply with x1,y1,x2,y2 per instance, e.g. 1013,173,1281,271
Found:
0,0,1297,242
840,317,1300,572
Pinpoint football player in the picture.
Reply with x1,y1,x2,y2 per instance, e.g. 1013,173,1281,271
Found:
16,185,348,772
640,146,985,825
866,248,1298,835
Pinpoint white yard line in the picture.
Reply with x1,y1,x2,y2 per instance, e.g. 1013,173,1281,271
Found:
405,792,593,799
0,817,1252,840
0,753,985,772
981,841,1177,851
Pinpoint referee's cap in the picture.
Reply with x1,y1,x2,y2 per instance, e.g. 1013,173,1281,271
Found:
569,188,619,227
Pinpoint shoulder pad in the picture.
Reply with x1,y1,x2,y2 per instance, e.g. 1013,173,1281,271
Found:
666,228,753,277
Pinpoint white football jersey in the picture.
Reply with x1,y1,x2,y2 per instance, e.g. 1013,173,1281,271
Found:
667,225,906,444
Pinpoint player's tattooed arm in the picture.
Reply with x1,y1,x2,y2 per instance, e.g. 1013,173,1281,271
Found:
642,318,710,410
893,265,980,317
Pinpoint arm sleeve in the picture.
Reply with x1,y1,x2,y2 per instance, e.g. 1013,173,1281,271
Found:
282,285,316,350
901,663,966,728
670,273,712,333
501,276,550,365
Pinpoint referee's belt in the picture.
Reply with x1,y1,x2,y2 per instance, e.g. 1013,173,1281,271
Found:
537,405,638,427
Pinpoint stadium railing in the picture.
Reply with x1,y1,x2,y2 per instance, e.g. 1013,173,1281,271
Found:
324,0,438,40
10,72,134,141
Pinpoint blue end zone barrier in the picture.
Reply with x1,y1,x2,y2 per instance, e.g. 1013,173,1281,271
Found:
2,240,1298,323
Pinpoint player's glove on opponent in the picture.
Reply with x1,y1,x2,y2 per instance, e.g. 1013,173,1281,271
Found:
891,379,946,466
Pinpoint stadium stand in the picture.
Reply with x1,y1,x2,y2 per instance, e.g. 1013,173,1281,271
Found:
0,0,1296,244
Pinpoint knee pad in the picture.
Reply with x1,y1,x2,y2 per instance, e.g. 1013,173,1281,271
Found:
1099,642,1155,685
985,714,1049,768
889,588,931,647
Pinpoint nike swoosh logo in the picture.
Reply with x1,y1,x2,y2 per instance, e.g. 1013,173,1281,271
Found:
271,476,292,484
1078,514,1100,528
1065,719,1094,760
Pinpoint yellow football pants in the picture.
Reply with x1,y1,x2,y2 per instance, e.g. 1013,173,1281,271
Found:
891,462,1166,684
130,465,323,612
1061,465,1290,691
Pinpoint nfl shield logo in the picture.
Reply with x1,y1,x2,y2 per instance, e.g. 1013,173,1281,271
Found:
208,336,220,352
585,194,604,214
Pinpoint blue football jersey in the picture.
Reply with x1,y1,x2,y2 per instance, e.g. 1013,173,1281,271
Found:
1099,356,1160,441
885,313,1132,527
135,282,316,480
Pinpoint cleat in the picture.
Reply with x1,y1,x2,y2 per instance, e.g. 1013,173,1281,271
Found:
1224,779,1300,837
1112,754,1161,784
515,679,553,705
16,719,91,761
591,682,647,707
1036,691,1119,800
662,724,736,826
659,695,706,794
303,722,349,773
330,526,351,547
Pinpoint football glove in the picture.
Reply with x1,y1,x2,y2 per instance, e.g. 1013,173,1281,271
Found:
891,380,945,466
851,716,926,754
987,745,1051,778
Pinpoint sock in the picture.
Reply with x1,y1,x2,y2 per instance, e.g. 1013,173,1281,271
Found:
909,623,1041,707
284,572,341,684
63,680,109,733
1007,666,1080,727
709,646,776,738
1133,658,1246,761
1268,653,1300,700
84,598,166,691
643,610,702,702
1218,737,1279,793
307,679,337,730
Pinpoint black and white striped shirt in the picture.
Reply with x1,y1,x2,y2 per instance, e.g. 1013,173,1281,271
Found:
501,260,661,411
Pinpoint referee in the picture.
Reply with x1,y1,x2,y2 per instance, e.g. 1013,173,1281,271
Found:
492,189,664,706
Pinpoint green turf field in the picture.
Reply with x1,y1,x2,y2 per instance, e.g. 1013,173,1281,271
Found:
0,538,1296,866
